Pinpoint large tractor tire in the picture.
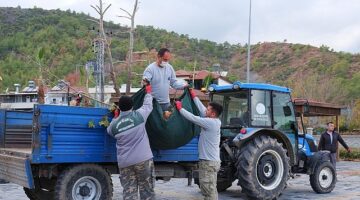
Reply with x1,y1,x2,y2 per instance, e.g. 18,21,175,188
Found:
54,164,113,200
310,161,336,194
236,135,289,200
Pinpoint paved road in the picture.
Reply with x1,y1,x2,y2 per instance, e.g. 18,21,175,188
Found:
1,161,359,200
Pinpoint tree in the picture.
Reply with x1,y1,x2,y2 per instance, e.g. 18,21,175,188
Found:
118,0,139,95
90,0,121,97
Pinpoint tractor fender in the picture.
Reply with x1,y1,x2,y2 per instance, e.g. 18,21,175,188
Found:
306,150,331,175
232,128,296,166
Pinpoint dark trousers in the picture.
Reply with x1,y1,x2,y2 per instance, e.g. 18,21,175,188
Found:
330,153,337,169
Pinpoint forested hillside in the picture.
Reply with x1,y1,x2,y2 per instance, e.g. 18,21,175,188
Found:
1,7,360,128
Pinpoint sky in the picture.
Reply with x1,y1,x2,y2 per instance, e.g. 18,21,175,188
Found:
1,0,360,53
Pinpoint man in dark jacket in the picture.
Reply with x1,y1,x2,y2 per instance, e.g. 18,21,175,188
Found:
318,122,351,168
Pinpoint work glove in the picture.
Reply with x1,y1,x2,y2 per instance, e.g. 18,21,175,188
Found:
145,84,152,94
175,101,182,111
113,109,120,119
189,88,196,99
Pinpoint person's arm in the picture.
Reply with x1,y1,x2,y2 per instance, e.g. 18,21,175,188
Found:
179,108,212,129
317,134,324,151
337,134,350,151
169,66,187,89
193,97,207,117
106,118,118,137
136,86,153,119
142,66,153,85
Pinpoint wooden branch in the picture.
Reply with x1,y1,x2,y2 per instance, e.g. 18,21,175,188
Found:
132,0,139,16
118,15,131,20
90,5,101,15
103,4,112,15
96,5,101,12
119,8,132,17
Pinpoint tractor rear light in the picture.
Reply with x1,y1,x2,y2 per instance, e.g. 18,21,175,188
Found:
240,128,247,134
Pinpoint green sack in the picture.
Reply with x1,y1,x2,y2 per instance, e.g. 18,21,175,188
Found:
132,88,200,149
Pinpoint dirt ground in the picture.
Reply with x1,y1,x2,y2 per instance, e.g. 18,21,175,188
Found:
0,161,359,200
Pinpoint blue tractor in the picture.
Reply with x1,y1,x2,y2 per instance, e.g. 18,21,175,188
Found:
0,81,336,200
207,81,336,199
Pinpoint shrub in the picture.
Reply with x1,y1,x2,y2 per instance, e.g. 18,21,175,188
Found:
340,148,360,160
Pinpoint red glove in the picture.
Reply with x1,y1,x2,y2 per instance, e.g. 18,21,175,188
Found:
175,101,182,111
189,88,196,99
145,84,152,94
114,109,120,118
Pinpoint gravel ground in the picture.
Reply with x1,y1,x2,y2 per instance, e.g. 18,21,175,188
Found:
1,161,359,200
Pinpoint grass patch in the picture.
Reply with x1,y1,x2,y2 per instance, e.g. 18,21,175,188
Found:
340,148,360,161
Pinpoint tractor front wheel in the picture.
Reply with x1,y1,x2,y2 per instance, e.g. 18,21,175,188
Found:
236,135,289,200
310,161,336,194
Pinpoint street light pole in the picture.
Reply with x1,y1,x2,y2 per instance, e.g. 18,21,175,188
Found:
246,0,252,83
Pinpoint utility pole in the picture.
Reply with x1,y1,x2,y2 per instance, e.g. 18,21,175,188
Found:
93,38,105,104
246,0,252,83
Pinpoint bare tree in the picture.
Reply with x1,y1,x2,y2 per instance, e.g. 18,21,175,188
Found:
118,0,139,95
90,0,121,97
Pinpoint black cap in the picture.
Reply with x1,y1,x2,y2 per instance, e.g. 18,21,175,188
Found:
118,96,133,111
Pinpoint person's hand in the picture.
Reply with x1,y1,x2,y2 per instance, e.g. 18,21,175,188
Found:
145,84,152,94
347,148,351,153
113,109,120,119
189,88,196,99
175,101,182,111
142,79,150,86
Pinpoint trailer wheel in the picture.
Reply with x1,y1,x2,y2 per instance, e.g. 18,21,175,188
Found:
54,164,113,200
310,161,336,194
23,187,54,200
236,135,289,200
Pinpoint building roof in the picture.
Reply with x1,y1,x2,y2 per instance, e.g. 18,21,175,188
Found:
175,70,222,80
169,88,209,101
176,70,193,77
293,98,344,116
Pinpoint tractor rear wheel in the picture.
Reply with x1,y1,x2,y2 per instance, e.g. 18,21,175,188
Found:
236,135,289,200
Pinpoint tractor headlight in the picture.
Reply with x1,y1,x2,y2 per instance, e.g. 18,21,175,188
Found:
208,86,215,92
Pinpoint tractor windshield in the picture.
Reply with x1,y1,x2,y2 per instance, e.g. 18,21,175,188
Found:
212,91,249,131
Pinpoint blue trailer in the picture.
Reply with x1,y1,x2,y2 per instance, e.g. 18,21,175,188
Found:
0,82,336,200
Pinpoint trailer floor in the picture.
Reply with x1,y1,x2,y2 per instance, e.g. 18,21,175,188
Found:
0,148,31,158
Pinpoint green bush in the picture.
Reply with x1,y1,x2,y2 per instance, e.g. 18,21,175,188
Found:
340,148,360,160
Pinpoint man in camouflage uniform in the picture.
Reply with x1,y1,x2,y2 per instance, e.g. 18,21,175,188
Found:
175,89,223,200
107,84,155,200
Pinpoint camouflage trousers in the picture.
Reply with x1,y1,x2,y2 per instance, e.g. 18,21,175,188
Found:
199,160,221,200
119,159,155,200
